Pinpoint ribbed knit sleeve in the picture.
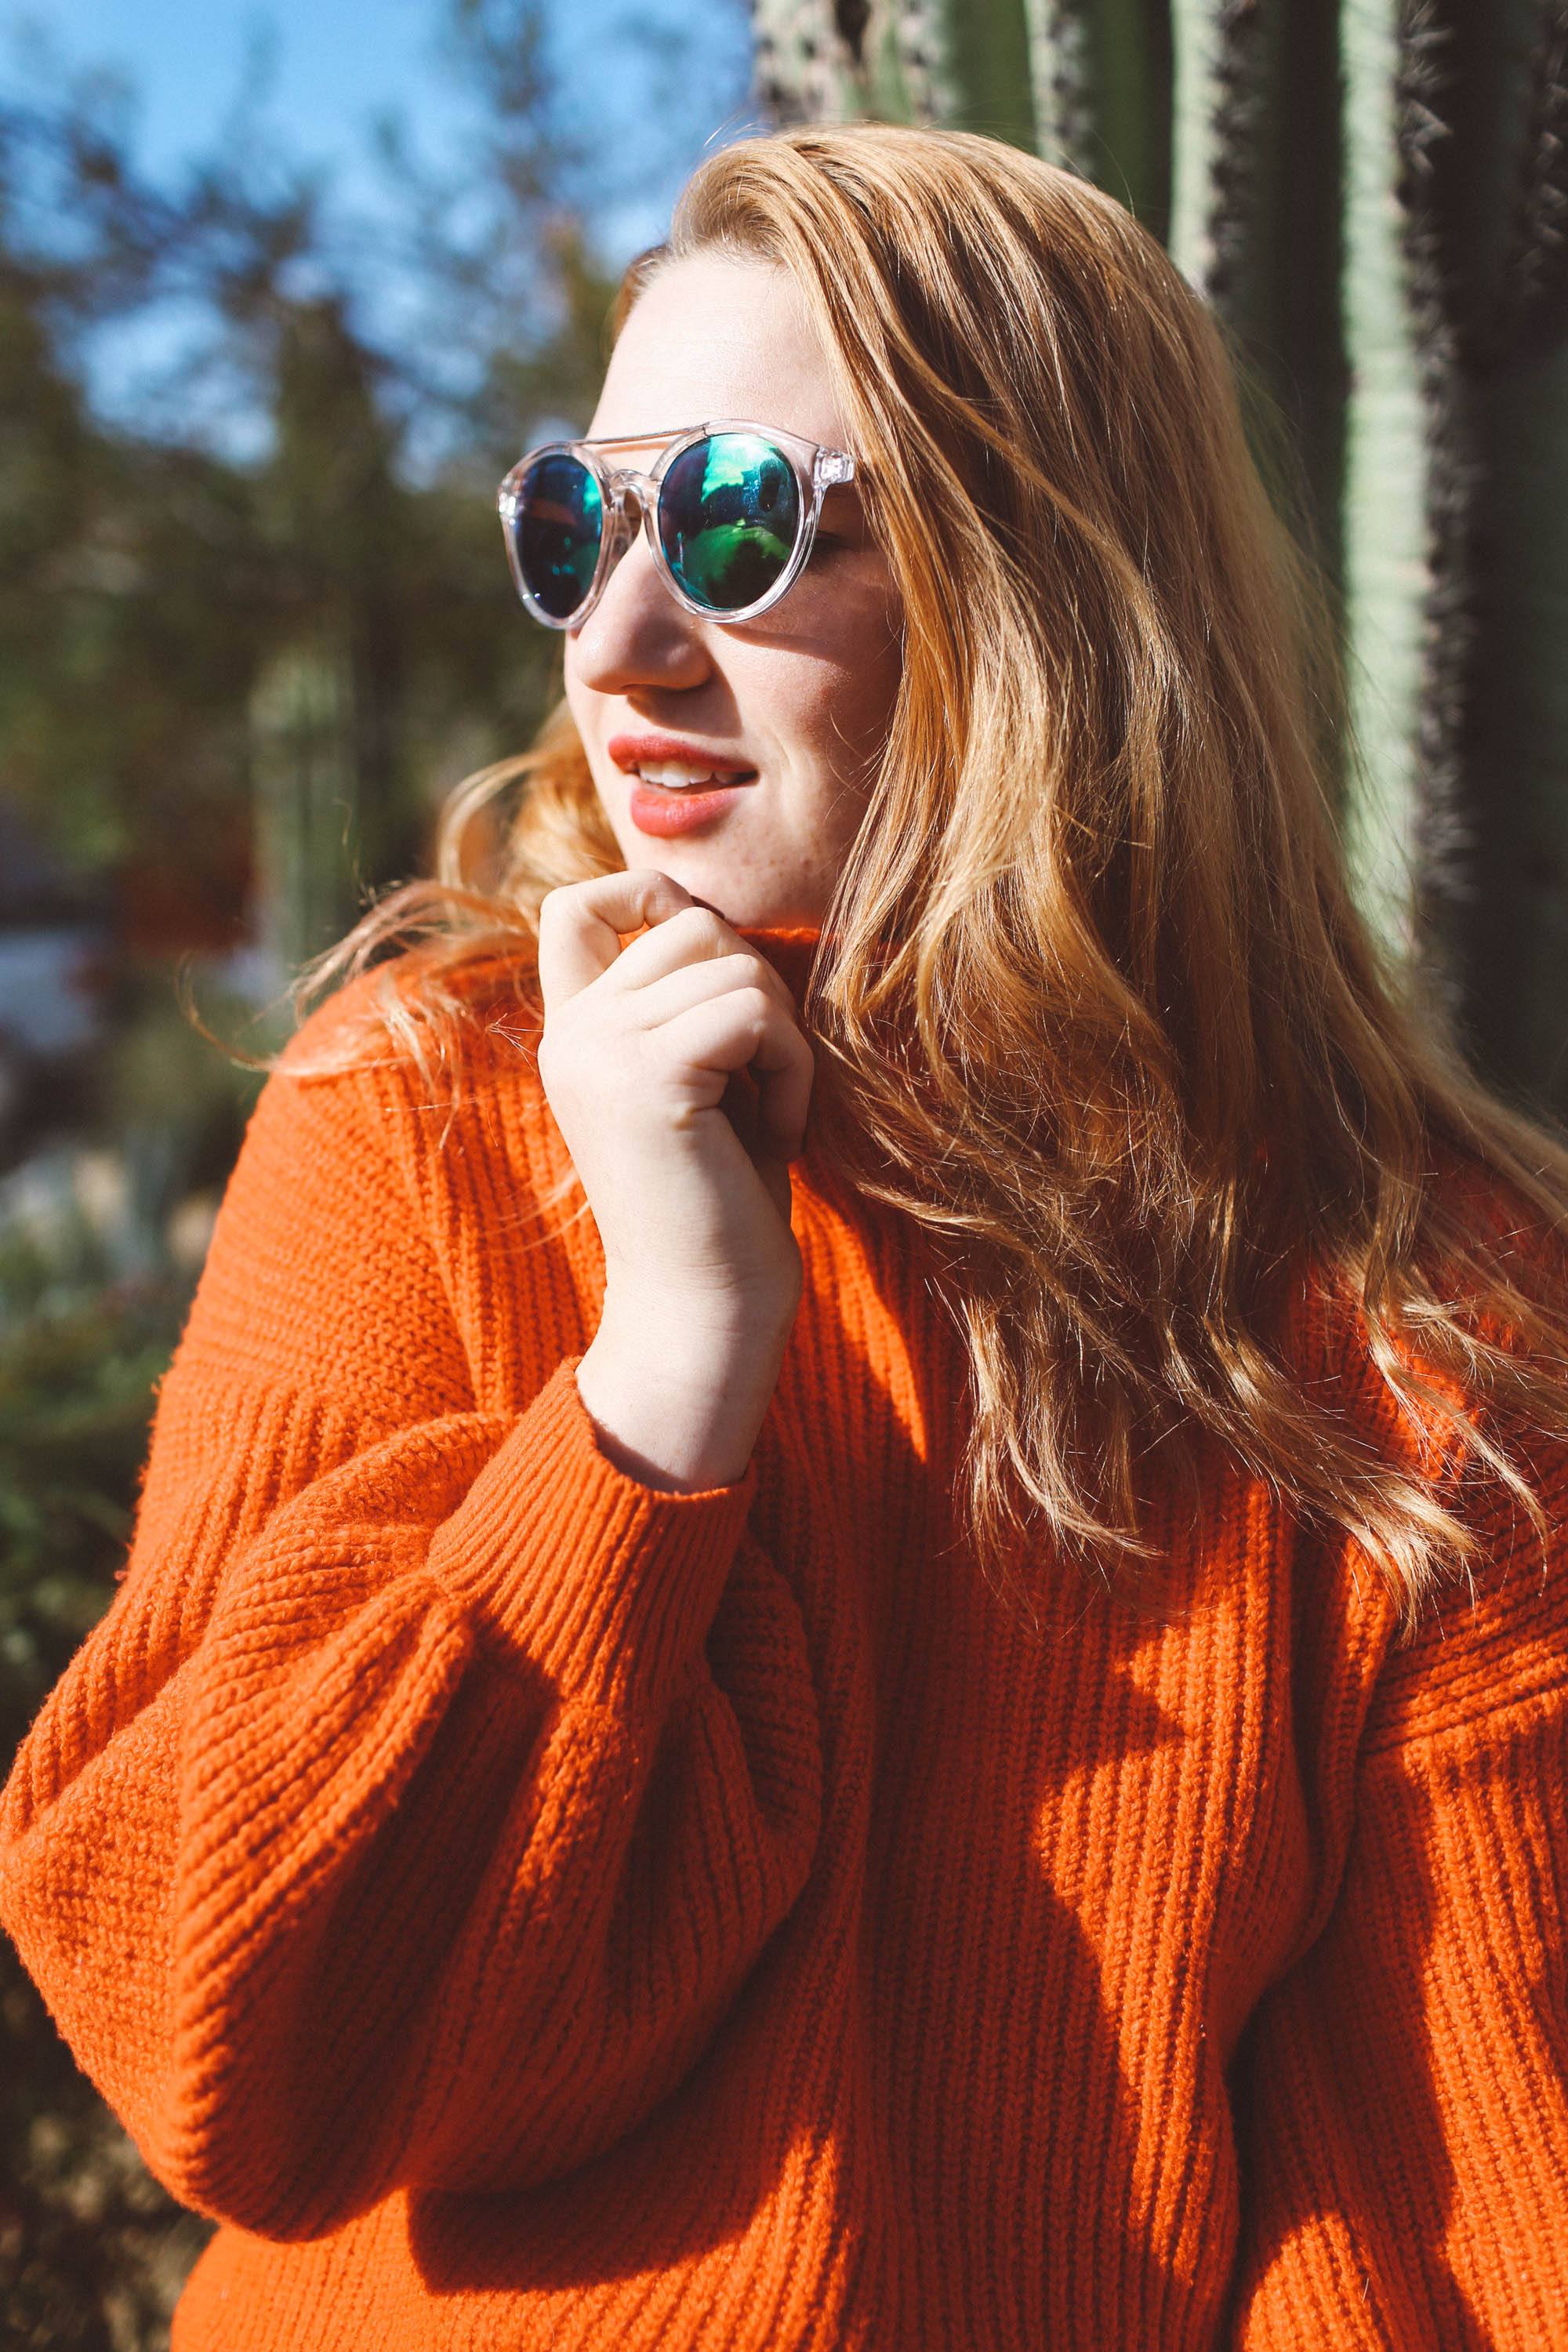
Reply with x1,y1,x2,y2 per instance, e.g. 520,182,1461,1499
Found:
0,992,824,2241
1226,1447,1568,2348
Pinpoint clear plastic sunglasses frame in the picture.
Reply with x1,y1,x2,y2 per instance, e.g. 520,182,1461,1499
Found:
496,418,858,630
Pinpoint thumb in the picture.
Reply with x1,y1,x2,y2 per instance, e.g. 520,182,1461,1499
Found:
720,1071,795,1230
754,1146,795,1231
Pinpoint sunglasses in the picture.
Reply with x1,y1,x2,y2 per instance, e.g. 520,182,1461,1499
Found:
496,418,858,629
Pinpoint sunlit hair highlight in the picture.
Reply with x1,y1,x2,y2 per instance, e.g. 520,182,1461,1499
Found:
260,120,1568,1640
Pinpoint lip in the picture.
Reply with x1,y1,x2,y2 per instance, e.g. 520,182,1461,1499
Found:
607,731,758,780
628,779,751,837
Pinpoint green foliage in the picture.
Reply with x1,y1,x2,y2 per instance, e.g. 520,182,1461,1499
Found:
0,953,278,2342
0,5,625,951
0,1176,213,2348
0,1272,180,1743
0,1,757,2331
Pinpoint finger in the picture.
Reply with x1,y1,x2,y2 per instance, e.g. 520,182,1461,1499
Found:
604,900,786,995
653,993,815,1156
742,1003,817,1157
604,902,727,985
720,1071,797,1226
609,906,808,1033
718,1066,763,1155
623,948,806,1036
535,869,696,1011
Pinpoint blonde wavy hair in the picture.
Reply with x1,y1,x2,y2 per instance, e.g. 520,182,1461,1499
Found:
267,119,1568,1639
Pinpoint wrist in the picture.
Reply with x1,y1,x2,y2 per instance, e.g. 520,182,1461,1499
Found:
597,1267,801,1353
576,1283,797,1495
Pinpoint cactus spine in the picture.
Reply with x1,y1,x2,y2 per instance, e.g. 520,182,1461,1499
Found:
1338,0,1432,967
748,0,1568,1119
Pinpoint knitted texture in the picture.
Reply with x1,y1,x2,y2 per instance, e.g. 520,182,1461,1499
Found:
3,921,1567,2350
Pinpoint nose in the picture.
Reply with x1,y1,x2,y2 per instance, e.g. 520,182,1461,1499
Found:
567,481,709,693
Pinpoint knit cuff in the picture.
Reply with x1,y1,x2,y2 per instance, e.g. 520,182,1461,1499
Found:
424,1355,759,1717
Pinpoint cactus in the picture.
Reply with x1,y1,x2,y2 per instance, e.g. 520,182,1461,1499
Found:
249,640,365,983
1338,0,1436,971
748,0,1568,1122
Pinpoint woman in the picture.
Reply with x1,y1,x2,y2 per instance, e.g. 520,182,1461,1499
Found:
4,120,1568,2350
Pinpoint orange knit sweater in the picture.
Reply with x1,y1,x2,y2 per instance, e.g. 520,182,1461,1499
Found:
3,922,1567,2350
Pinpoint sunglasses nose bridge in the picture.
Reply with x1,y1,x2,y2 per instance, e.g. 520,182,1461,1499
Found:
593,469,664,589
597,468,653,541
602,466,659,521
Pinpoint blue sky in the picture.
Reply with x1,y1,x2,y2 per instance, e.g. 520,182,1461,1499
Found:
17,0,474,187
3,0,761,441
8,0,759,254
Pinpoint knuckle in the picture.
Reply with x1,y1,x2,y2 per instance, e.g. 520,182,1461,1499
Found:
670,903,724,946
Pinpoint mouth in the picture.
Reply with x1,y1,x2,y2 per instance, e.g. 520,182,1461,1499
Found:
626,769,757,837
628,763,760,792
607,733,760,792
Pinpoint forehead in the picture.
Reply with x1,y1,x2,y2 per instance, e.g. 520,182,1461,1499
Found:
587,252,851,454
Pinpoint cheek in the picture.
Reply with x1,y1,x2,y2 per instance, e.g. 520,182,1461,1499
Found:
829,612,903,750
796,677,895,827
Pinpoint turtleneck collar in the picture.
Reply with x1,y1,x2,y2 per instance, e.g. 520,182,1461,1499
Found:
731,921,827,1006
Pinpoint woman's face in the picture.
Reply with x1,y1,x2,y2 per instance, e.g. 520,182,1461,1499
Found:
562,252,904,931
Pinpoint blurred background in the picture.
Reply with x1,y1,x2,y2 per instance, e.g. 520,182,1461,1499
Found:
2,1,1566,2343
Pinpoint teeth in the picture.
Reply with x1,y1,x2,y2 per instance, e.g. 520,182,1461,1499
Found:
633,760,752,790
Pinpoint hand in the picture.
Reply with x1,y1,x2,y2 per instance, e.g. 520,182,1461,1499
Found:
535,870,814,1323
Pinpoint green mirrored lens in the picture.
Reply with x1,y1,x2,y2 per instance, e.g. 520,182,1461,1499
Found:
514,453,603,619
659,432,800,612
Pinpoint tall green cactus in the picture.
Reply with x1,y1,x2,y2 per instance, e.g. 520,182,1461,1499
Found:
748,0,1568,1123
1338,0,1433,971
249,641,365,983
